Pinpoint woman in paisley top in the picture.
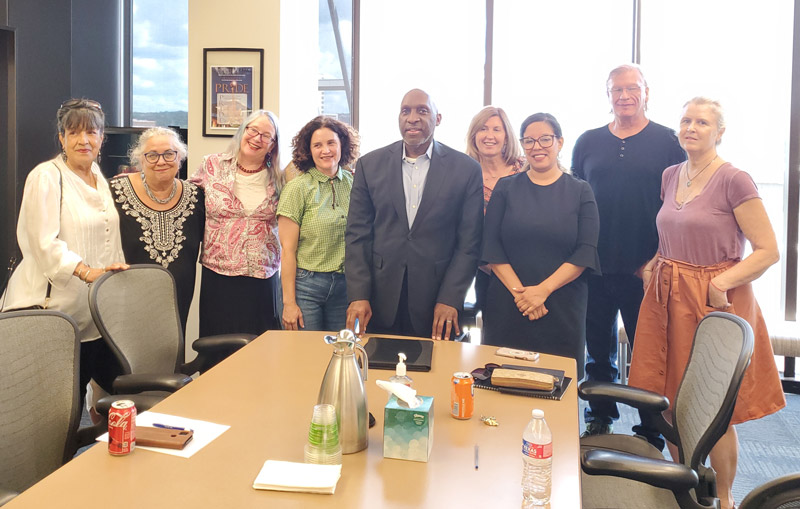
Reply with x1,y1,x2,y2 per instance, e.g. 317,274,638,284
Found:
190,110,284,337
111,127,204,331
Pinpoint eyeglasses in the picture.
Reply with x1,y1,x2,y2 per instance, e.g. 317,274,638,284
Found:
59,99,102,112
608,85,643,96
244,126,275,143
143,150,178,164
520,135,557,149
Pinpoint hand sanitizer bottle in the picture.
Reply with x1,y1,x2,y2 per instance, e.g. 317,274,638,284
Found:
389,352,413,387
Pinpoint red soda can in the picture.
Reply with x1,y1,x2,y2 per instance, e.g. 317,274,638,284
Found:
108,400,136,455
451,372,474,419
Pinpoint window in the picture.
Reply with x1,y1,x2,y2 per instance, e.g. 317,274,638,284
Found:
492,0,633,162
641,0,795,322
319,0,354,124
131,0,189,127
358,0,486,153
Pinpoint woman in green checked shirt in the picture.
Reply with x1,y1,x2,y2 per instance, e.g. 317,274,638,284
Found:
277,116,359,331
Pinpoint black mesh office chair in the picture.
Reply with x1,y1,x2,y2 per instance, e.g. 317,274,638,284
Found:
739,472,800,509
88,265,255,416
0,310,80,506
579,312,754,509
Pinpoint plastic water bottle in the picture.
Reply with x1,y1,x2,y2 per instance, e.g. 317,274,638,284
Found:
522,408,552,505
304,403,342,465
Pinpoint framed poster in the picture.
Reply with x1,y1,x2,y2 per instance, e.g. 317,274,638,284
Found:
203,48,264,137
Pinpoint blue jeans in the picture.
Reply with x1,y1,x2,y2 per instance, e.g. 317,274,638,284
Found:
291,269,347,332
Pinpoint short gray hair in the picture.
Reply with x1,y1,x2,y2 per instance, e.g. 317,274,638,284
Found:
128,127,188,170
606,63,648,90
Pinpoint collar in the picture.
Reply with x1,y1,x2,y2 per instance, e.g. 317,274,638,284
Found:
308,166,343,182
402,140,434,162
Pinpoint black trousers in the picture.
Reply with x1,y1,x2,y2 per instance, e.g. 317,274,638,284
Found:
199,267,279,337
583,273,664,450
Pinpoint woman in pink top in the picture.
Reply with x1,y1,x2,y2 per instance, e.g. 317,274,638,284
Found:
465,106,524,316
191,110,284,336
629,97,785,509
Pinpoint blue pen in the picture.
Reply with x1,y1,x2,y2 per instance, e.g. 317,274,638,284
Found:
153,423,189,431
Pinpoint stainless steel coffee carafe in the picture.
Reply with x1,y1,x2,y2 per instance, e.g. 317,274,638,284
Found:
318,329,369,454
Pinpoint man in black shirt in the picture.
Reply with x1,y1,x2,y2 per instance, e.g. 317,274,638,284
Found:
572,64,685,446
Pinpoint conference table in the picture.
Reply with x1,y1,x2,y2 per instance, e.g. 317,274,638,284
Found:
6,331,581,508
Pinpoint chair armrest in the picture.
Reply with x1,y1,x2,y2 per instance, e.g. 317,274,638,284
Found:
192,333,256,353
112,373,192,394
579,381,669,413
0,487,19,507
582,449,699,492
183,333,256,375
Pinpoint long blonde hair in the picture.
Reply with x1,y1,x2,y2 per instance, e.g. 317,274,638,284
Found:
465,106,522,165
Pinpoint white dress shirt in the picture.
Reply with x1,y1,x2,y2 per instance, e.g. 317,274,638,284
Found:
2,156,125,341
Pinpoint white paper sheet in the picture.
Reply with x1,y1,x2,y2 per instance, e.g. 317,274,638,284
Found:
96,411,230,458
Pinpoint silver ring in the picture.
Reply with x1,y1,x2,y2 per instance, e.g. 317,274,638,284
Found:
446,319,452,323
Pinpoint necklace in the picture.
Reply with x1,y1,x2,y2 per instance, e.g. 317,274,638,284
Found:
237,161,265,174
685,155,717,187
140,172,177,204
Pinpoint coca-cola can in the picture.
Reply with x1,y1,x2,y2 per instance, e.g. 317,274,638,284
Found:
451,372,474,419
108,399,136,455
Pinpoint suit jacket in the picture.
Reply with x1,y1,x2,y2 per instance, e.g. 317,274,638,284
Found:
345,140,483,336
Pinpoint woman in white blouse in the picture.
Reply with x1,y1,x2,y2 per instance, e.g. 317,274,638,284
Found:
2,98,128,406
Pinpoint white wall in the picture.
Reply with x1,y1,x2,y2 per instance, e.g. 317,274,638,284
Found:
185,0,317,348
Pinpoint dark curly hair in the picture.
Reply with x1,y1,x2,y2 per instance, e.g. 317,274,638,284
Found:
291,116,360,172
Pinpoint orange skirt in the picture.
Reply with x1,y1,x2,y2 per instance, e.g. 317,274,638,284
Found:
628,257,785,425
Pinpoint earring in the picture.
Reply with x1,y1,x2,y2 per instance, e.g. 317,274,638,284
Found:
61,147,67,161
266,157,272,169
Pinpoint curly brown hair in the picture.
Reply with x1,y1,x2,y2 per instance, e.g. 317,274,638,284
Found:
291,116,360,172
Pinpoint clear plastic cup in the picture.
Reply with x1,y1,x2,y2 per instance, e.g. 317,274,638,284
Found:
304,403,342,465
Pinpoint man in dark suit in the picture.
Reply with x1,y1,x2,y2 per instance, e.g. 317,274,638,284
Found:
345,89,483,340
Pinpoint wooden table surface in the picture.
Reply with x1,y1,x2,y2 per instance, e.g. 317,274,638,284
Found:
7,331,581,508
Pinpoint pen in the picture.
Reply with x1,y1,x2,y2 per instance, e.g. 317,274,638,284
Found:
474,444,479,470
153,423,188,431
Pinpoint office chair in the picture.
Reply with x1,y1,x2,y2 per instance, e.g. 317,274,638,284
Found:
0,310,80,505
579,312,754,509
88,265,255,416
739,472,800,509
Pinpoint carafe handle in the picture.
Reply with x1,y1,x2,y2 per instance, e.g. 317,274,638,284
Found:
354,342,368,381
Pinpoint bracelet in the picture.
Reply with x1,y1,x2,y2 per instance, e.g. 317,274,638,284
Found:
709,280,726,293
81,267,92,281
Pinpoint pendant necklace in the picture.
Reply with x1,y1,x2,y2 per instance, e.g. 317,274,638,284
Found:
685,155,717,187
141,172,177,204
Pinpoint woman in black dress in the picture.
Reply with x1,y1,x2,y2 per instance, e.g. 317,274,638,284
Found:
111,127,204,331
481,113,600,378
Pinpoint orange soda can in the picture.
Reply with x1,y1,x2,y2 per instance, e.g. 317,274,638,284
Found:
451,372,474,419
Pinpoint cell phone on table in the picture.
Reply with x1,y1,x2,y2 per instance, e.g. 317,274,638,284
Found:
495,347,540,362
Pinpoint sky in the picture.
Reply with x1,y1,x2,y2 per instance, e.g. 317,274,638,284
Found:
132,0,189,113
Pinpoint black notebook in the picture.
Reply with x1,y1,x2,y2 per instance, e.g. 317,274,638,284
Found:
364,337,433,372
472,364,572,401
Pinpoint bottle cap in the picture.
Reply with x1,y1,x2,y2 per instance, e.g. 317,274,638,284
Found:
532,409,544,419
396,352,407,377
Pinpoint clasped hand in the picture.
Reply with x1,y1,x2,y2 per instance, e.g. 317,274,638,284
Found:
512,285,549,321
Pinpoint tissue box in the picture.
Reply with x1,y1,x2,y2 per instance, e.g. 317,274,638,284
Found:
383,395,434,462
